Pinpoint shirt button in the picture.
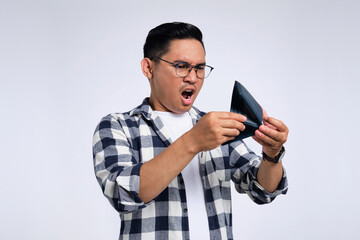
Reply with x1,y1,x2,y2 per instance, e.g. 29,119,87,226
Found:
183,208,188,213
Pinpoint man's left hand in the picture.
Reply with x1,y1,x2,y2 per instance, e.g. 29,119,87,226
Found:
252,110,289,158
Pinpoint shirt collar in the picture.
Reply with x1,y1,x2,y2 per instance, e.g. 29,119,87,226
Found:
129,98,204,146
130,98,203,122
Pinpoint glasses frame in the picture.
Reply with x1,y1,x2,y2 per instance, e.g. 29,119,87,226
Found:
151,56,214,79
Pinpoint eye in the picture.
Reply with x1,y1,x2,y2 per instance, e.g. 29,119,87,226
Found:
195,65,205,70
176,63,191,69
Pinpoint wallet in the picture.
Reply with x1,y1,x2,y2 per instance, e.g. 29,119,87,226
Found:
224,81,263,144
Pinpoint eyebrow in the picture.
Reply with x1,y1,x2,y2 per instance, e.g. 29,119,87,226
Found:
173,60,207,65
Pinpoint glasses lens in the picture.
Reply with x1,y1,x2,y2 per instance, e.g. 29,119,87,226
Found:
175,63,191,77
201,66,213,78
175,64,213,78
195,65,213,78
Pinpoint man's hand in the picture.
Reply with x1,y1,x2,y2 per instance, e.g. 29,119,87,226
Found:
252,110,289,158
139,111,246,203
184,112,247,153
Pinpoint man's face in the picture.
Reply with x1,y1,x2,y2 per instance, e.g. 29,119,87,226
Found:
148,39,206,113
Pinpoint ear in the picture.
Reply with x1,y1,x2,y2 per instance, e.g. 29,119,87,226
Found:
141,58,154,80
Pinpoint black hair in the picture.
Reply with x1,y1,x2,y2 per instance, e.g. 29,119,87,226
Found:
143,22,205,60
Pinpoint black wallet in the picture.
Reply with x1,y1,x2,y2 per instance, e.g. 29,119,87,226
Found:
225,81,263,144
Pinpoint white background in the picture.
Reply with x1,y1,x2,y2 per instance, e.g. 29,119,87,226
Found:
1,0,359,239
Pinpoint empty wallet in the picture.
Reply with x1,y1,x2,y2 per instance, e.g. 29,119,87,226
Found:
224,81,263,144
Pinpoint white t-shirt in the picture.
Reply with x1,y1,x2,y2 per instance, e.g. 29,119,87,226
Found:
155,111,210,239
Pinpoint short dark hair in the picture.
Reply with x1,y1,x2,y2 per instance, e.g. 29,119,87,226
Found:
143,22,205,60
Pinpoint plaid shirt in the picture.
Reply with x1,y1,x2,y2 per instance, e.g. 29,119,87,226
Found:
92,98,288,240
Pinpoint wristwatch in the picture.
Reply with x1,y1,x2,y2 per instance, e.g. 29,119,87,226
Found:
262,146,285,163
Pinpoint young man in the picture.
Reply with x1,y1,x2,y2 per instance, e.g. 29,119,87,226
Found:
93,22,288,239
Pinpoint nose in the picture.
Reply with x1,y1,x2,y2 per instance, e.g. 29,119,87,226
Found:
184,67,197,83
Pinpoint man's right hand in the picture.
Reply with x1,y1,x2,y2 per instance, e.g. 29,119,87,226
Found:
139,112,246,203
184,112,247,153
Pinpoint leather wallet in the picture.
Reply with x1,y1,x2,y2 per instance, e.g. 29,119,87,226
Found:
224,81,263,144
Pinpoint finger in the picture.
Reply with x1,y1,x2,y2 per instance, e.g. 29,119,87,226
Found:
220,119,246,131
255,129,280,147
263,120,277,130
252,135,272,148
221,135,237,144
266,117,288,133
258,125,284,143
222,128,241,137
216,112,247,122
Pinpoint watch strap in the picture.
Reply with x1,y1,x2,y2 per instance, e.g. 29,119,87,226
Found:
262,146,285,163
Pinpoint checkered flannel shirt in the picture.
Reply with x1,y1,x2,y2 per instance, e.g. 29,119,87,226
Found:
92,98,288,240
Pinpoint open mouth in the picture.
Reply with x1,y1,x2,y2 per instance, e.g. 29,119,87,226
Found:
181,89,194,100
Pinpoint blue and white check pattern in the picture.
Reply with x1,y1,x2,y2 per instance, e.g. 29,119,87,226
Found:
92,98,288,240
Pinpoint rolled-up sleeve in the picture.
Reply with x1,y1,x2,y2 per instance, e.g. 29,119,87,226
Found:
92,114,146,213
229,140,288,204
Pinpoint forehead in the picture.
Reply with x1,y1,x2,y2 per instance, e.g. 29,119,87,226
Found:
164,39,205,63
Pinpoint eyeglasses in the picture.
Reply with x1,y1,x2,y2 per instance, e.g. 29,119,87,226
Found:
151,57,214,79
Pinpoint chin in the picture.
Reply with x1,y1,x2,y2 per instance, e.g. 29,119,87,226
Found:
180,105,193,112
169,105,191,114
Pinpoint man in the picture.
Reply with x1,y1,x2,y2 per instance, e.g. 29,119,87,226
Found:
93,22,288,239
